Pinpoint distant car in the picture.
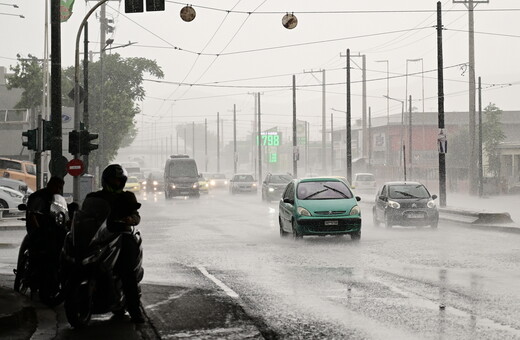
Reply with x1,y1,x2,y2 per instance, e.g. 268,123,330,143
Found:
373,181,439,229
229,174,257,194
142,171,163,193
278,177,362,241
124,176,141,193
261,173,293,202
207,173,228,189
0,178,29,195
0,186,25,215
164,155,200,199
352,173,376,193
198,174,209,194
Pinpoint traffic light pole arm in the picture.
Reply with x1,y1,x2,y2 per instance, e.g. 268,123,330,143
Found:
73,0,108,203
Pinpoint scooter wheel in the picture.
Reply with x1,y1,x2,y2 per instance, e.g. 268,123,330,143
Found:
65,282,92,328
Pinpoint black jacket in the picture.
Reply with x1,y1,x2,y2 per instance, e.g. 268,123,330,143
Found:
85,190,141,232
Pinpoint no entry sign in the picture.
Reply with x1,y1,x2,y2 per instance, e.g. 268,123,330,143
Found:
66,158,84,177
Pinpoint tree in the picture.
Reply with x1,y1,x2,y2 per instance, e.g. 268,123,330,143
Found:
8,53,164,172
482,103,505,178
6,54,44,109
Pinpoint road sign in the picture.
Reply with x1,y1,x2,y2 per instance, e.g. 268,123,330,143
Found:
66,158,84,177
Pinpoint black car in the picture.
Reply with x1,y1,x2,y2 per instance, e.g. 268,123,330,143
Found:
261,173,293,202
373,181,439,229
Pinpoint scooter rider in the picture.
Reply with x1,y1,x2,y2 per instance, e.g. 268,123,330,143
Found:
85,164,145,323
25,176,65,293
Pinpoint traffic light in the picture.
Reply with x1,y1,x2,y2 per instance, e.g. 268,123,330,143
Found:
79,130,99,156
125,0,143,13
22,128,38,151
68,130,80,155
42,120,53,151
146,0,164,11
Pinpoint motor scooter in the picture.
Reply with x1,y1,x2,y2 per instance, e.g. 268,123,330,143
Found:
13,194,69,306
61,196,143,328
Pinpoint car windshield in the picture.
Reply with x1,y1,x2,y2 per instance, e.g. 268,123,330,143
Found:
388,184,430,199
297,181,353,200
234,175,254,182
168,160,197,177
270,175,292,183
356,174,374,181
127,177,138,183
212,174,226,179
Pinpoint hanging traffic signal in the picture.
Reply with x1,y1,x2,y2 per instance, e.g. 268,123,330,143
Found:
42,120,53,151
125,0,143,13
146,0,164,11
79,130,99,156
68,130,80,155
22,128,38,151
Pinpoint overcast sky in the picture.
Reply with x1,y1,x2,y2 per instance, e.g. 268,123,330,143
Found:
1,0,519,144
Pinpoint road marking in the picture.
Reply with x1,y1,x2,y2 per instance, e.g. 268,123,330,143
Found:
197,266,239,299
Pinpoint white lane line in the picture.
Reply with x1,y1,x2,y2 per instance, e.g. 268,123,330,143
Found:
196,265,239,299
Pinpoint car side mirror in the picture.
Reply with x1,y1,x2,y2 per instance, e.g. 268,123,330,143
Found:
283,197,294,204
378,195,387,202
431,194,438,200
18,204,27,211
355,196,361,202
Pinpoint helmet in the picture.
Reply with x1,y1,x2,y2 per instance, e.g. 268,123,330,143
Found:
101,164,128,191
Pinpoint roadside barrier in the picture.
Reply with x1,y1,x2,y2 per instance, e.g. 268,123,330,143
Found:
438,207,514,225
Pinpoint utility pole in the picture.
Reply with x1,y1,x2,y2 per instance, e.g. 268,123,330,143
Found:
204,118,208,172
50,0,64,178
330,113,334,173
437,1,447,207
292,75,297,178
408,95,413,179
233,104,237,174
454,0,488,195
257,93,262,184
303,69,326,174
217,112,220,172
346,50,352,183
478,77,483,197
192,121,195,158
375,60,390,166
368,107,372,171
83,22,89,173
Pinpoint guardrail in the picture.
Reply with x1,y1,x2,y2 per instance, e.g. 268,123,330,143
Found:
438,207,514,225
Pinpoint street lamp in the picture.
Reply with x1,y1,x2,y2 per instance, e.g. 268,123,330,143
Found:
375,60,390,166
383,95,406,180
331,108,349,180
405,58,424,113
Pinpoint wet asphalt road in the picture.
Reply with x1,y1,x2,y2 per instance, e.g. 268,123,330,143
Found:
1,189,520,339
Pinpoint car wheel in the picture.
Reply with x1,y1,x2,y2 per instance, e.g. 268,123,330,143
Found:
350,231,361,241
292,220,303,240
279,217,289,238
372,207,379,227
384,214,392,229
0,199,8,215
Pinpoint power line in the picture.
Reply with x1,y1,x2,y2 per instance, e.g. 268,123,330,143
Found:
165,2,520,15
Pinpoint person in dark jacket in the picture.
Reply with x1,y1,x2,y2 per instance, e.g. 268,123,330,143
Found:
25,176,65,292
86,164,145,323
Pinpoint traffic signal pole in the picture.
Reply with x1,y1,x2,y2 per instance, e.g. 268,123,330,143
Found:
73,0,109,203
50,0,63,178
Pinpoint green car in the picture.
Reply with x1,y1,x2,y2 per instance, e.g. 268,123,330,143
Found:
278,177,362,241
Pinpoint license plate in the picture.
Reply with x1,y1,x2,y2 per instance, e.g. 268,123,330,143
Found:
408,213,424,219
324,220,339,226
180,191,189,195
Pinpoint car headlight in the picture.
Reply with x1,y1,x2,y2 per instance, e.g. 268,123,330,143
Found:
210,180,215,186
387,200,400,209
3,190,23,199
224,181,228,185
142,181,147,185
427,200,436,209
297,207,311,216
349,205,361,216
171,184,176,189
268,187,275,192
153,181,158,186
252,183,257,187
192,183,199,189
